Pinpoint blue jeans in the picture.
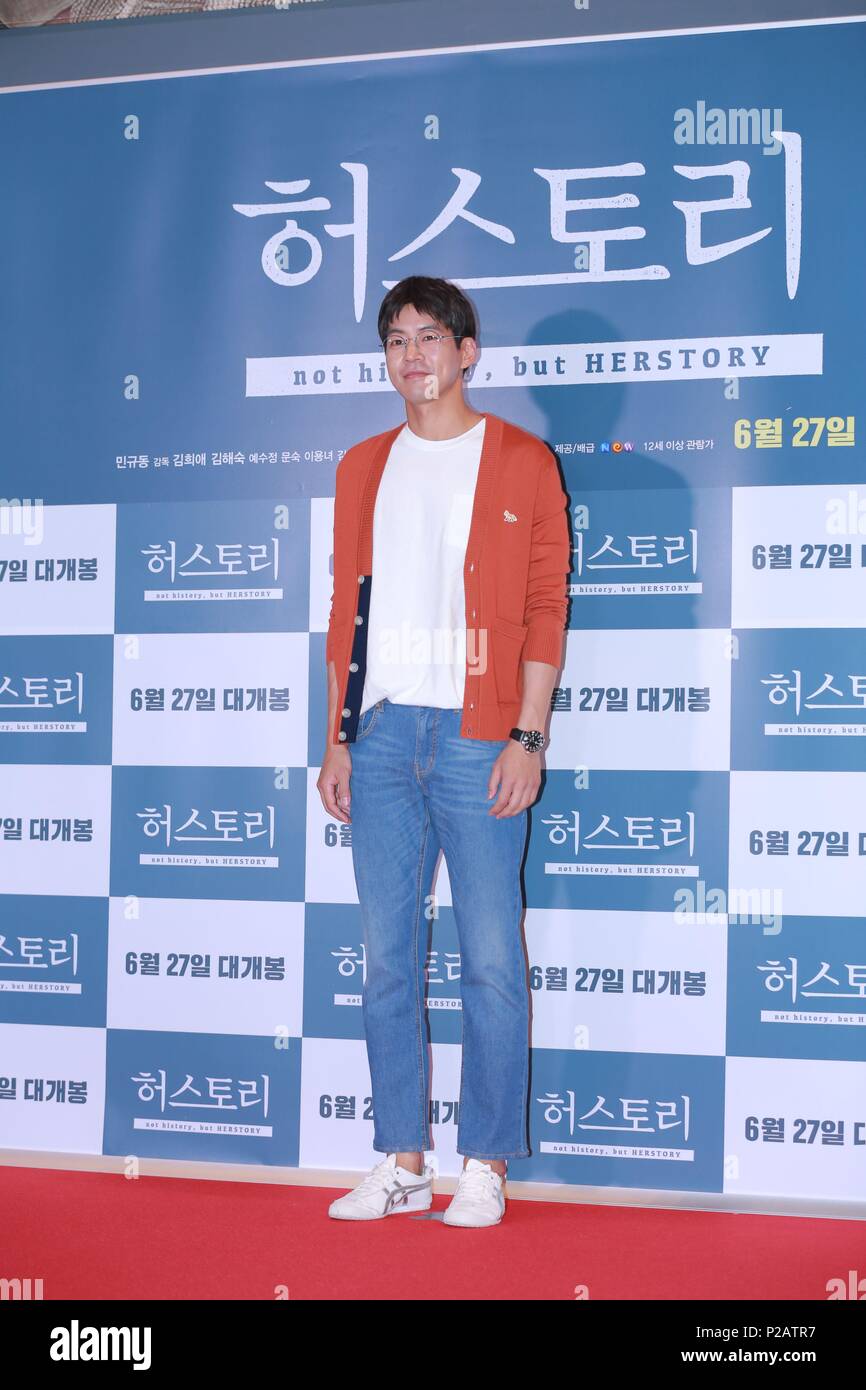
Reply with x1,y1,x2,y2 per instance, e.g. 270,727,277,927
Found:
348,698,530,1160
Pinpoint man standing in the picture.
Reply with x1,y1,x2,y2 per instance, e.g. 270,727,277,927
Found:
317,276,570,1226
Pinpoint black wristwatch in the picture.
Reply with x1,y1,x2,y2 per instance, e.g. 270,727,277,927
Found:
509,727,546,753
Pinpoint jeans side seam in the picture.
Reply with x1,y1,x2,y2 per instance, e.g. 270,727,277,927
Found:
413,802,432,1152
516,841,531,1157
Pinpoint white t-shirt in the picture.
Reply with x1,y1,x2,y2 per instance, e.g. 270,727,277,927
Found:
359,416,486,714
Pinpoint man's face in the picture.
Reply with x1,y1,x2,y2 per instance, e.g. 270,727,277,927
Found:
383,304,476,404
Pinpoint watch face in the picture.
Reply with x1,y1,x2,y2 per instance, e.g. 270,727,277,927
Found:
522,730,545,752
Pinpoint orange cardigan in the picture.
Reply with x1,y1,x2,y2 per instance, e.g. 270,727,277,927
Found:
326,410,571,745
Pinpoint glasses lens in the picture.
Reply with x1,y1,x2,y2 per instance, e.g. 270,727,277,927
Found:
383,332,448,351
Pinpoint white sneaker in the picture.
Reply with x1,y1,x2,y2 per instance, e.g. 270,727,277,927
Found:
328,1153,435,1221
442,1158,506,1227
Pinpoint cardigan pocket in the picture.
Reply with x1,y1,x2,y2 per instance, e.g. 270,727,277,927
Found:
491,615,529,704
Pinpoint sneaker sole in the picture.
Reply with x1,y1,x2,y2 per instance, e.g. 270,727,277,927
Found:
328,1198,433,1221
442,1212,504,1227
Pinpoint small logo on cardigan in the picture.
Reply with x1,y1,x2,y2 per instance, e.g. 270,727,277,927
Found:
503,509,517,523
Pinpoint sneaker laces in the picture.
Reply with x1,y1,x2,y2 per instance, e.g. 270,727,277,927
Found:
453,1164,502,1205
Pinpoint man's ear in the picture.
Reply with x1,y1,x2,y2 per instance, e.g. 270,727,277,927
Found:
461,337,479,376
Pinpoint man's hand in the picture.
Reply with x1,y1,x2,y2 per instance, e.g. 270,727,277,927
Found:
317,746,353,823
487,740,542,818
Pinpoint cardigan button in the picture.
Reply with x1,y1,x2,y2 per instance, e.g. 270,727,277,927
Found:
355,615,363,625
338,731,347,741
357,574,365,583
349,662,358,672
342,707,351,717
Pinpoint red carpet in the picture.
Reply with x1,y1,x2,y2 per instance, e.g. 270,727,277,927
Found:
3,1165,864,1301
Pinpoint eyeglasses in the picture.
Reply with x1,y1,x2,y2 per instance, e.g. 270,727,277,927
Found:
381,331,459,354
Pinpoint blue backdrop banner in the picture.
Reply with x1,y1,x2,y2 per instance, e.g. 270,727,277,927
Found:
1,16,864,1201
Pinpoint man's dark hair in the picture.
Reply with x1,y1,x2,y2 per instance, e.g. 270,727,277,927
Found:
377,276,478,378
